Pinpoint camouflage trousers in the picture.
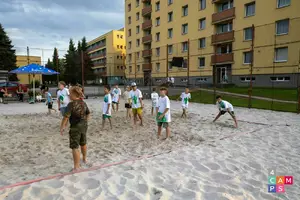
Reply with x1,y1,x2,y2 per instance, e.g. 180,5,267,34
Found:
69,121,88,149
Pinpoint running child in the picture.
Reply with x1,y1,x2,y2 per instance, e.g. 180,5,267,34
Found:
123,85,132,120
45,87,56,114
112,84,121,112
130,82,144,126
151,87,159,116
156,87,171,139
213,95,238,128
57,81,70,116
177,87,191,118
103,85,113,129
60,86,90,172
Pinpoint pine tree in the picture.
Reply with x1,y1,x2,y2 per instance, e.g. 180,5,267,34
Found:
81,37,95,83
43,58,54,83
0,23,18,81
64,39,78,84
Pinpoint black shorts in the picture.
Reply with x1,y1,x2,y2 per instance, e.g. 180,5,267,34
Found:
48,102,53,109
221,111,235,116
125,103,132,109
112,101,119,104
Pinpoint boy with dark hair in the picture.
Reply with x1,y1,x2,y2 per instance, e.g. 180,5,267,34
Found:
156,87,171,139
45,86,56,114
103,85,113,129
177,87,191,118
60,86,90,172
213,95,238,128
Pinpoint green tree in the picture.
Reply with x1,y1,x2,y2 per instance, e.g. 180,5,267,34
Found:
64,39,79,84
81,37,95,83
0,23,18,81
43,58,54,83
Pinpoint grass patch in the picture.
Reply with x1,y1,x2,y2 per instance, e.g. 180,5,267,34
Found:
218,87,298,102
170,90,299,113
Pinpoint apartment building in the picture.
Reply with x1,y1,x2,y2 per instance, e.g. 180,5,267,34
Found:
16,55,42,84
87,28,126,85
125,0,300,87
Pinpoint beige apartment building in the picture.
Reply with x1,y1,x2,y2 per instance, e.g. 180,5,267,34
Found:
125,0,300,87
87,28,126,85
16,55,42,84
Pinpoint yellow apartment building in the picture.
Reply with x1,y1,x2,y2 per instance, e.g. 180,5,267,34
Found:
125,0,300,87
87,28,126,85
16,55,42,84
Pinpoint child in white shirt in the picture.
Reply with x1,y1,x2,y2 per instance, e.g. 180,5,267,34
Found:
103,85,113,129
151,87,159,116
112,85,121,112
177,87,191,118
123,86,132,120
156,87,171,139
213,95,238,128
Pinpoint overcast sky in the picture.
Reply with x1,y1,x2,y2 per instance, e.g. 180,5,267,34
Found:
0,0,124,65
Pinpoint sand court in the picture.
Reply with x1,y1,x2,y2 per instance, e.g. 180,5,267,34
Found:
0,99,300,199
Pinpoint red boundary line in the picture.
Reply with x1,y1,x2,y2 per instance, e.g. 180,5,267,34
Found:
0,127,264,192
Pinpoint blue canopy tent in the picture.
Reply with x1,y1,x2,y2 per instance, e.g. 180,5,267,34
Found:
9,63,59,102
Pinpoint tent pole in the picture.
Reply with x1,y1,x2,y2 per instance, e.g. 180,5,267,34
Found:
33,74,35,102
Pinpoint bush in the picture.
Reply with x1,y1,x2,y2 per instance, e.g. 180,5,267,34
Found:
30,80,40,88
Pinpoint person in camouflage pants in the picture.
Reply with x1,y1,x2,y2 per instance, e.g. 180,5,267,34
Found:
60,86,91,172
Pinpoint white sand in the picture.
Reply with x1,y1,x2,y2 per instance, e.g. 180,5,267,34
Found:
0,99,299,200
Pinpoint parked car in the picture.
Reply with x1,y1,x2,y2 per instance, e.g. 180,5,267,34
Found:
0,82,28,95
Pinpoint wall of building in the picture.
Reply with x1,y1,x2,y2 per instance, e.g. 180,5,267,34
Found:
125,0,300,87
16,55,42,84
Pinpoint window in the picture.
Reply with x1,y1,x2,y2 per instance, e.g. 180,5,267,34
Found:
137,65,140,72
182,23,188,34
156,17,160,26
199,0,206,10
117,35,120,39
244,27,253,41
137,52,140,59
270,76,290,82
245,2,255,17
168,28,173,38
199,18,206,30
156,32,160,41
168,61,172,70
136,39,140,47
182,59,187,68
128,29,131,37
128,16,132,24
117,55,120,59
168,12,173,22
117,66,120,70
156,47,160,56
129,66,132,73
129,54,132,62
136,12,140,21
120,45,123,49
129,41,132,49
198,57,205,67
199,38,206,48
218,0,233,12
275,47,288,62
117,45,120,49
136,25,140,34
276,19,289,35
168,0,173,5
120,35,123,39
216,23,232,33
128,3,131,11
136,0,140,7
240,77,256,82
168,45,173,54
156,63,160,71
182,41,188,52
156,1,160,11
243,51,252,64
121,55,123,59
182,5,188,16
277,0,290,8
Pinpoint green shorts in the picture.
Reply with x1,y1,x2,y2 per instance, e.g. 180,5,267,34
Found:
157,122,169,128
69,122,87,149
103,114,111,119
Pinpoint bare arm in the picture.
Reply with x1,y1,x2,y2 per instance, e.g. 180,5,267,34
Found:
213,112,222,122
106,104,110,114
139,98,144,108
60,117,69,135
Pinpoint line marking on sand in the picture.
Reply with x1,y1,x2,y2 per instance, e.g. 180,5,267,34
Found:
0,126,264,192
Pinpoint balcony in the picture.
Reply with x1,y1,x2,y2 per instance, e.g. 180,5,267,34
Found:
212,0,230,3
142,35,152,43
89,53,106,59
142,6,152,16
211,53,234,65
142,49,152,57
143,0,151,2
143,63,152,71
212,7,235,24
88,43,106,52
212,31,234,44
93,62,106,67
142,20,152,30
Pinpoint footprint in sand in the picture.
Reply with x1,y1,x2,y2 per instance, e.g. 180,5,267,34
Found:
81,178,100,190
44,179,64,189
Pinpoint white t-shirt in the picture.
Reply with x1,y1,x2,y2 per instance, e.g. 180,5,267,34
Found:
123,91,131,103
103,94,112,116
218,100,234,112
57,88,70,107
112,88,121,102
151,92,159,107
130,89,143,109
181,92,191,107
157,96,171,122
